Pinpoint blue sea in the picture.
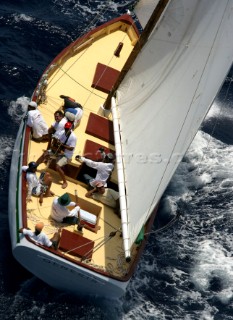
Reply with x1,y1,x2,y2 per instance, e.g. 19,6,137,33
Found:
1,1,233,319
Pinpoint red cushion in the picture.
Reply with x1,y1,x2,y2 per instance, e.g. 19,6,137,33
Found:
85,112,114,145
92,63,120,93
59,229,94,259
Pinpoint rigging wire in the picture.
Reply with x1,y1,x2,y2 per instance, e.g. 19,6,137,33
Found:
64,229,121,257
83,230,120,259
46,1,138,112
42,5,139,158
49,65,105,100
63,234,107,255
46,0,112,96
32,5,141,178
46,0,113,97
145,209,182,236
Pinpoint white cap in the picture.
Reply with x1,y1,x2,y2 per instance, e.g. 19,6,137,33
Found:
28,101,38,108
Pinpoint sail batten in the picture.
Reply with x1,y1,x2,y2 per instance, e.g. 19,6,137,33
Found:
116,0,233,247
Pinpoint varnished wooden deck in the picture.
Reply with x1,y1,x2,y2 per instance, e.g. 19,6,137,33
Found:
25,17,139,278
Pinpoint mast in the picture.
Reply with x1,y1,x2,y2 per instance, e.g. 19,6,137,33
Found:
104,0,170,110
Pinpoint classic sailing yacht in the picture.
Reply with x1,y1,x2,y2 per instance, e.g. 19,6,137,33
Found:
8,0,233,298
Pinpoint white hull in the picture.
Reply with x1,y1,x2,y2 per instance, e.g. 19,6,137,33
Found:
13,240,128,298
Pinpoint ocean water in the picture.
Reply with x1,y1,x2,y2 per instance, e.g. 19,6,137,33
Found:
1,1,233,319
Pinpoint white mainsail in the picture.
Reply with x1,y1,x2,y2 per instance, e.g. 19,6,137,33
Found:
134,0,161,28
115,0,233,258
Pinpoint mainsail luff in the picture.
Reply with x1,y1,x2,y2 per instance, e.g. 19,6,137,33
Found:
115,0,233,256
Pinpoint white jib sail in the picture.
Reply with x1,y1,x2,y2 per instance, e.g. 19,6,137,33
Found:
115,0,233,258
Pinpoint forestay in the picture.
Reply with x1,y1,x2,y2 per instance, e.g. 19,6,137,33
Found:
115,0,233,258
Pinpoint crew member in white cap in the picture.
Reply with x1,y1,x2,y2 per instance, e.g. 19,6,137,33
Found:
26,100,49,141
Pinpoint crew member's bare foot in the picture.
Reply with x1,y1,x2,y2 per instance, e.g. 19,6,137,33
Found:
62,182,68,189
39,194,43,205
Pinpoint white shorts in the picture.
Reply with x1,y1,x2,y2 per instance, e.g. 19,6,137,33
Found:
32,183,44,196
56,155,69,167
32,172,47,196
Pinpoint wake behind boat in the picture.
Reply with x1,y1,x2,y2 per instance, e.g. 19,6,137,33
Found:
8,0,233,298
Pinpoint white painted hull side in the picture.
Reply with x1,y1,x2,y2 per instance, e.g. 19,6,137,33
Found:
8,119,25,248
13,240,128,299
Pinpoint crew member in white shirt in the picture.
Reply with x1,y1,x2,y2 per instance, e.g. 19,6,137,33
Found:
47,110,67,149
37,121,77,189
75,152,114,188
19,222,60,249
51,193,80,223
22,161,54,205
26,101,48,141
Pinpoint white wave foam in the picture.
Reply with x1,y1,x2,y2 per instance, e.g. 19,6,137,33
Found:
205,100,233,121
205,102,222,120
8,96,29,123
154,127,233,311
220,179,233,189
13,13,33,23
191,240,233,304
0,136,14,168
122,300,164,320
168,130,233,202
